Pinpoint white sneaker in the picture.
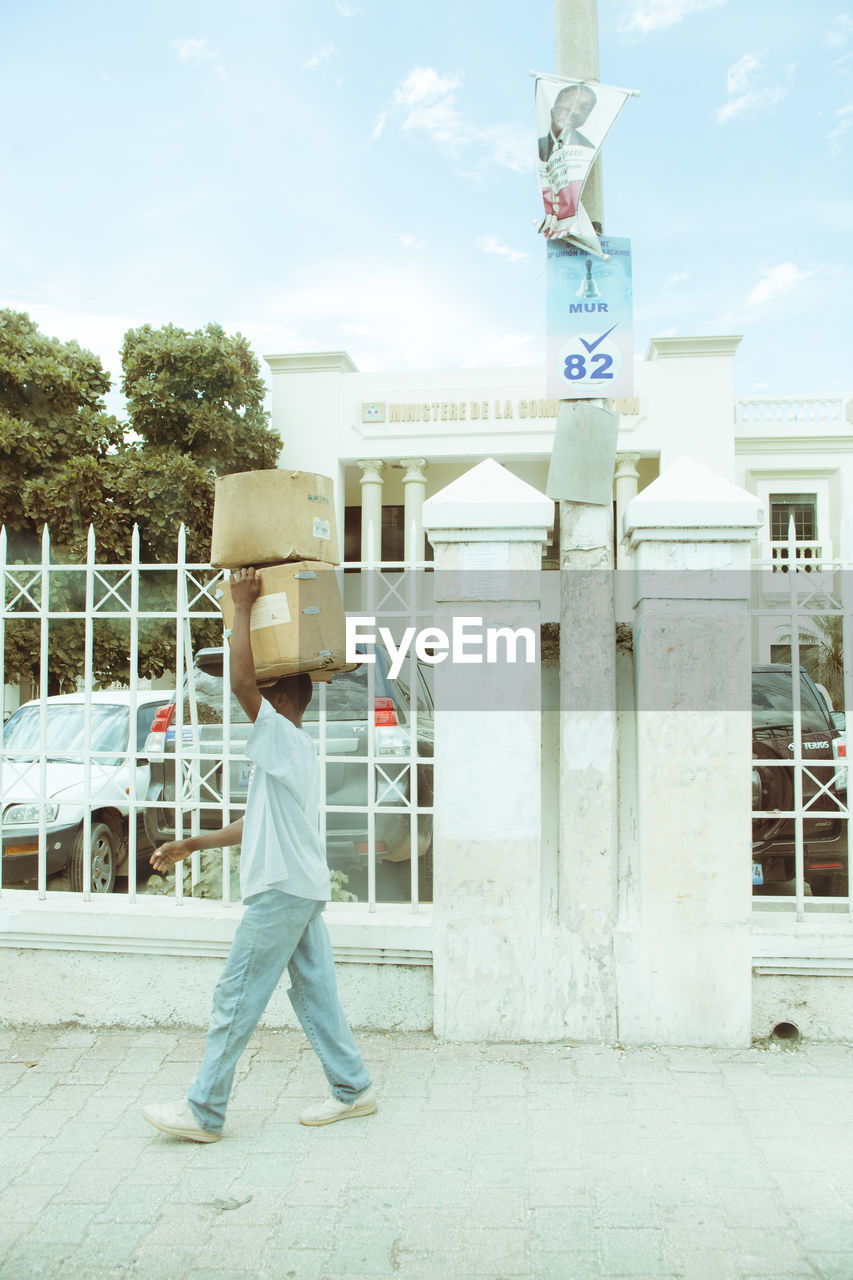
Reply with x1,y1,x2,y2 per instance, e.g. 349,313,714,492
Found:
299,1085,378,1126
141,1100,222,1143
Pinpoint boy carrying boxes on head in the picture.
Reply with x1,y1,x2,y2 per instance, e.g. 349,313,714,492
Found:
141,566,376,1141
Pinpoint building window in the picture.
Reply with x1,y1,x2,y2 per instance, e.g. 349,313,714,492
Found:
769,493,819,571
344,507,434,565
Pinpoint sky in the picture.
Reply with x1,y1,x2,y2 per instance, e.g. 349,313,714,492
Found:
1,0,851,411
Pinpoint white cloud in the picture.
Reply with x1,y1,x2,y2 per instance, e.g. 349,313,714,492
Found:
825,14,853,48
476,235,530,264
480,128,532,175
834,50,853,78
829,102,853,148
621,0,726,36
369,111,388,143
663,271,690,289
303,44,335,70
715,53,790,123
381,67,533,172
255,255,537,370
746,262,816,309
172,37,221,64
336,1,361,13
399,234,426,250
393,68,467,152
171,37,224,77
725,52,761,95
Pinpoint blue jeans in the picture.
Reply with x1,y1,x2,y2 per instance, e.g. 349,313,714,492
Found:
187,890,372,1133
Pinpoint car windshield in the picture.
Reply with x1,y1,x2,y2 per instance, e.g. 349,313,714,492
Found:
2,704,130,766
752,671,831,734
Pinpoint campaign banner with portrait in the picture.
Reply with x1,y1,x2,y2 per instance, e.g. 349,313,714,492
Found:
535,74,634,258
546,236,633,399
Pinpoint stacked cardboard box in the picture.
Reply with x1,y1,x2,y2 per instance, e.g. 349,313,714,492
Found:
210,470,352,682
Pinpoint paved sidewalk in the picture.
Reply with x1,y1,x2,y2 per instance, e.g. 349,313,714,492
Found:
2,1028,853,1279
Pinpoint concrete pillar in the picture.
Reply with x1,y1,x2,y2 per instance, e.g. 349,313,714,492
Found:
358,459,385,567
423,460,555,1041
400,457,428,564
614,452,641,571
558,502,619,1040
616,456,762,1047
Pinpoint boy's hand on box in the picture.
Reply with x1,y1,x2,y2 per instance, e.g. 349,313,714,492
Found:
230,567,262,611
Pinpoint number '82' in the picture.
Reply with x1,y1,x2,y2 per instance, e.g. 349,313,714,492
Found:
564,352,614,380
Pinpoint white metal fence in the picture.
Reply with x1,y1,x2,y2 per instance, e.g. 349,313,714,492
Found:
0,525,434,912
751,519,851,919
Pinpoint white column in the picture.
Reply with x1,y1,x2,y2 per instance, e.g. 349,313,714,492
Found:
424,460,555,1041
617,457,762,1047
358,459,385,568
614,452,641,570
400,458,428,564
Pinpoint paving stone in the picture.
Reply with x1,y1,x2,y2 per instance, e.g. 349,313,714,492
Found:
727,1227,819,1275
189,1222,277,1272
525,1251,601,1280
0,1223,25,1266
594,1187,660,1228
0,1239,74,1276
65,1219,151,1271
600,1226,670,1276
805,1253,853,1280
122,1243,202,1279
325,1226,402,1275
529,1205,599,1252
258,1248,330,1280
4,1028,853,1278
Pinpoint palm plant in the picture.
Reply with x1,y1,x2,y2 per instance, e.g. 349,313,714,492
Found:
781,614,844,710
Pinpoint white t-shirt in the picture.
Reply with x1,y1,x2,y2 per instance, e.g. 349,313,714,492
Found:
240,697,331,903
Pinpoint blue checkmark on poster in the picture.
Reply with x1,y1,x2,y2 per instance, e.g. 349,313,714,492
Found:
579,324,619,354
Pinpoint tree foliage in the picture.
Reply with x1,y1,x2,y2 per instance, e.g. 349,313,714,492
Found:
121,322,279,474
0,310,122,560
1,312,281,692
796,615,844,711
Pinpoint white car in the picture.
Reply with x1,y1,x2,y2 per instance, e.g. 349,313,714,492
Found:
1,691,169,893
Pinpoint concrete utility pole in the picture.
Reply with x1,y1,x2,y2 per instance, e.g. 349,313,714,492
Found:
553,0,619,1039
555,0,603,227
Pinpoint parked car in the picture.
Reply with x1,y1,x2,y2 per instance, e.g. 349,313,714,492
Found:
143,649,434,902
831,709,847,795
752,665,846,894
1,691,167,892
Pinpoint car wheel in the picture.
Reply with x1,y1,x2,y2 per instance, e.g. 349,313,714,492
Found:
69,821,118,894
752,742,792,843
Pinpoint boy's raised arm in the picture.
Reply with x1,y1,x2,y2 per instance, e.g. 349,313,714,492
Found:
228,567,263,723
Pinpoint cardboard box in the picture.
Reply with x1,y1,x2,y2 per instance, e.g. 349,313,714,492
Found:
219,562,354,681
210,470,339,569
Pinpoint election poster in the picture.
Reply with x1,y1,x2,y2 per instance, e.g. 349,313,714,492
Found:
535,74,634,257
546,236,633,399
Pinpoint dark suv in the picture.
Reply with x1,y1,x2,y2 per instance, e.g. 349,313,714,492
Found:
752,665,846,894
143,649,434,902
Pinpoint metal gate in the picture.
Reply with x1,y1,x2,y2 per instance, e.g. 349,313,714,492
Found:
751,519,850,918
0,525,433,911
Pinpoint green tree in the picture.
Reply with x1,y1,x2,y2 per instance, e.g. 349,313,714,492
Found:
794,615,844,711
0,310,122,560
1,314,281,691
120,322,279,475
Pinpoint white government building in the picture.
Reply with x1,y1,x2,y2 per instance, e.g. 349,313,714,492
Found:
265,335,853,662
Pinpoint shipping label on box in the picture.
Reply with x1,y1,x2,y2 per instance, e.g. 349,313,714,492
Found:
210,469,340,569
220,562,354,681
